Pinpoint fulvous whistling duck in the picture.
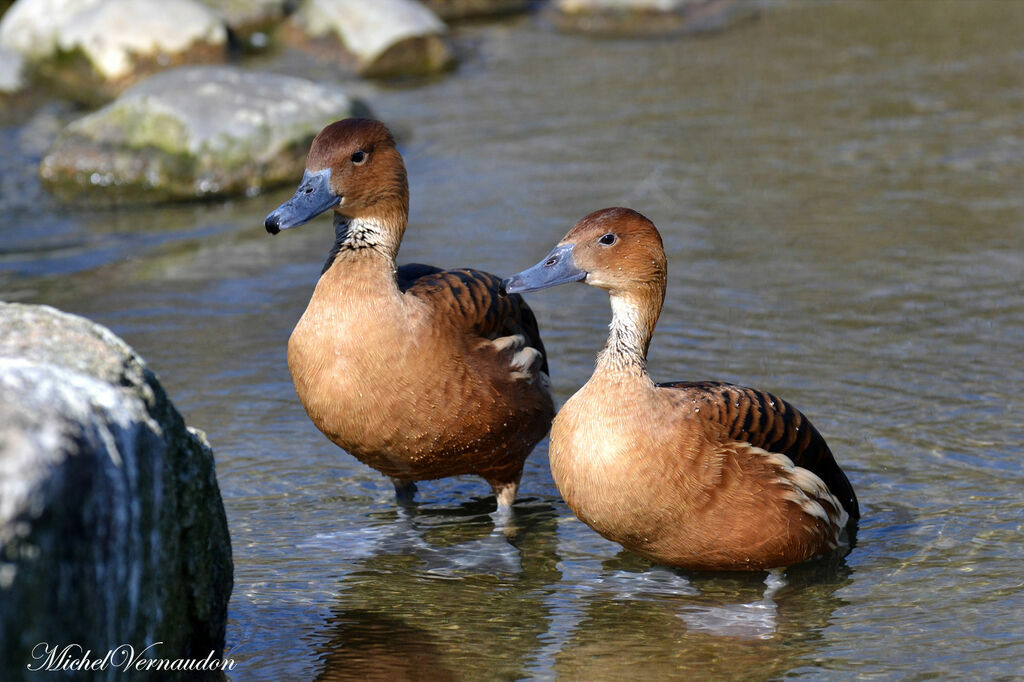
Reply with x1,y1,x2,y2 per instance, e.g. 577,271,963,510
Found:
265,119,554,507
503,207,859,570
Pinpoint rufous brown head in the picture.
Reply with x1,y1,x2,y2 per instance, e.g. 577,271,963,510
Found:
265,119,408,234
503,207,667,299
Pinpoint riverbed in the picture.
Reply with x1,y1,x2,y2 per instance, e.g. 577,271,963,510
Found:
2,1,1022,678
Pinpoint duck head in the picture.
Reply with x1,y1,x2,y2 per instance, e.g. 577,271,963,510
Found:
503,207,667,299
265,119,409,253
505,207,668,366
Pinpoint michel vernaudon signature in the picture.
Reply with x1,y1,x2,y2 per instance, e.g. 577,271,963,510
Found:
26,642,236,673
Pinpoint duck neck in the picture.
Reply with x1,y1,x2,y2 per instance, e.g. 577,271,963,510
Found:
594,290,660,382
320,235,401,301
323,198,407,276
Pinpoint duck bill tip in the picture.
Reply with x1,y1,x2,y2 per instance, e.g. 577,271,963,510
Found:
505,244,586,294
264,168,339,236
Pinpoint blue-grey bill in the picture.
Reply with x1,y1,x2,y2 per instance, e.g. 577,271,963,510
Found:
265,168,340,234
502,244,586,294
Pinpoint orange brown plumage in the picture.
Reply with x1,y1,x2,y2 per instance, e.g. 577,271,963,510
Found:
504,207,858,570
266,119,554,506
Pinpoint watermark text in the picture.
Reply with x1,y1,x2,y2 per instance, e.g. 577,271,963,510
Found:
27,642,235,673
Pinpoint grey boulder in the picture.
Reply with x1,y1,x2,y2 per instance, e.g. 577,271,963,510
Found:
39,65,369,203
286,0,455,77
0,0,228,104
0,45,25,94
549,0,762,36
0,303,232,678
422,0,532,21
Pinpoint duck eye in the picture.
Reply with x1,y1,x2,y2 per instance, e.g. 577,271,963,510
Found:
599,233,616,246
351,150,367,165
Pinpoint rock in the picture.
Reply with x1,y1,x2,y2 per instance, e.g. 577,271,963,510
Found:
288,0,454,77
422,0,531,21
0,0,227,105
548,0,762,36
39,65,370,203
0,45,25,93
0,303,232,677
194,0,287,47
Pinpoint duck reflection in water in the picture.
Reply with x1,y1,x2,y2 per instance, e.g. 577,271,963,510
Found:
298,493,566,579
546,552,855,678
314,609,457,682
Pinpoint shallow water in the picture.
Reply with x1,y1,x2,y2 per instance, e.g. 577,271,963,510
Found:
3,0,1023,678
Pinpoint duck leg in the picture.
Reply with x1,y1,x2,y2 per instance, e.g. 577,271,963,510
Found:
487,475,520,510
487,475,522,538
763,568,787,600
391,477,418,505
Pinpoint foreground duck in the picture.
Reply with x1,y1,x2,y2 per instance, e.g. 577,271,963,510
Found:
503,207,859,570
265,119,554,507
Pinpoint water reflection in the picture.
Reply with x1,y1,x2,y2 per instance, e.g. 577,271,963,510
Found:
5,0,1024,677
550,558,853,678
307,499,561,680
314,610,457,682
303,494,854,680
298,501,547,579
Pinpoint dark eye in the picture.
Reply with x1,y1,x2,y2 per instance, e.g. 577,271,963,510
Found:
351,150,367,165
599,233,616,245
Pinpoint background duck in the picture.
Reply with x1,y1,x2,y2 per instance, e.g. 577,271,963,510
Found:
503,207,859,571
265,119,555,507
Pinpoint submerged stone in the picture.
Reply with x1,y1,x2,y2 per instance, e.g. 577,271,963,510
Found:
0,303,233,675
195,0,288,46
0,0,227,104
287,0,455,77
549,0,762,36
39,65,369,203
422,0,532,21
0,45,24,93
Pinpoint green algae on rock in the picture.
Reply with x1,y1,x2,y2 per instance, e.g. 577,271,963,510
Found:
548,0,762,37
38,66,370,204
286,0,455,78
422,0,532,21
0,0,228,105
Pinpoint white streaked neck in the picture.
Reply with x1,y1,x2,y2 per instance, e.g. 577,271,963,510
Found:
595,294,652,376
333,214,402,259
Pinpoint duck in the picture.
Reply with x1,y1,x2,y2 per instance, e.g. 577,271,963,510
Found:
502,207,859,570
265,118,555,507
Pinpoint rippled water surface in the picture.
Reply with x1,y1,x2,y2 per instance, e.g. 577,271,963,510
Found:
3,1,1023,678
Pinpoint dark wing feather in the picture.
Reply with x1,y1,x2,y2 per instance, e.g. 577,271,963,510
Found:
660,380,859,520
402,266,549,375
397,263,445,292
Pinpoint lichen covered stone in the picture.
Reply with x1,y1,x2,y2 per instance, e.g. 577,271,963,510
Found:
39,65,370,203
549,0,761,36
0,0,229,104
422,0,531,21
289,0,455,77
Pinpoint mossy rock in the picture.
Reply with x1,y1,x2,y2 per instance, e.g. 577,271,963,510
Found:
422,0,533,21
39,65,371,204
549,0,762,37
287,0,455,78
0,0,229,106
31,41,227,108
